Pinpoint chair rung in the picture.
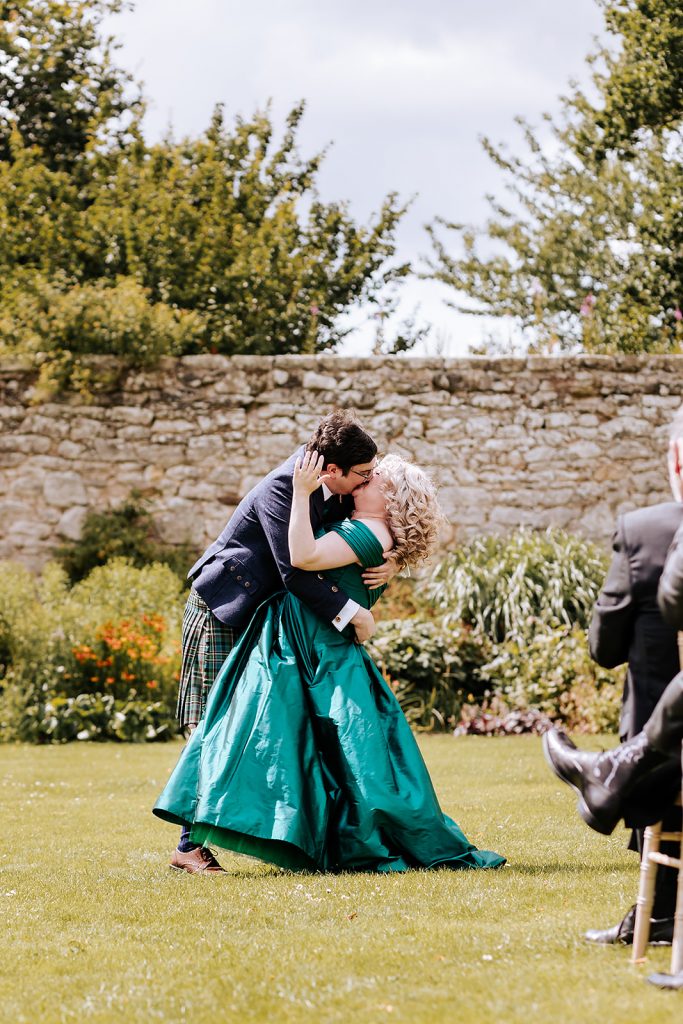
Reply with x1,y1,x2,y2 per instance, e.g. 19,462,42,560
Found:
659,832,683,842
648,852,683,869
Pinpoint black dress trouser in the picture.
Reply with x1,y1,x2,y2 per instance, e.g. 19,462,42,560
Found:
645,673,683,756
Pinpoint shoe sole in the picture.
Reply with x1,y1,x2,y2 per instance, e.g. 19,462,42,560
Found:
576,796,619,836
169,862,227,875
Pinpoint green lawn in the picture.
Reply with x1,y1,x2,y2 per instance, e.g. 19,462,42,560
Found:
2,736,678,1023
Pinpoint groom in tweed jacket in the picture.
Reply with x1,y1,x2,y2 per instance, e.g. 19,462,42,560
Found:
171,410,388,873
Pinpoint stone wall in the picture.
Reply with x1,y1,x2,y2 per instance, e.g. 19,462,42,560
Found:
2,354,683,571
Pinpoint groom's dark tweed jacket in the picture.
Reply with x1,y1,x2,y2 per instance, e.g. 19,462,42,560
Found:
188,448,354,629
588,501,683,742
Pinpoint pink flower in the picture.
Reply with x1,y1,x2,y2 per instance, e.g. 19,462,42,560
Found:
675,308,682,322
310,305,320,316
580,293,596,317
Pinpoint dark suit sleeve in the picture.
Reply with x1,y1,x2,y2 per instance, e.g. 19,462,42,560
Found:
588,517,635,668
256,473,352,623
658,521,683,630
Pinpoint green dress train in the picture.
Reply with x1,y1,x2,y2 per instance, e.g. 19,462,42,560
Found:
153,521,505,872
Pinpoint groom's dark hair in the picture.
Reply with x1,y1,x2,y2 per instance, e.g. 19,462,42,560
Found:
306,410,377,474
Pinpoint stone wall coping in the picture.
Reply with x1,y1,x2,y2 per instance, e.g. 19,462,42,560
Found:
4,353,683,379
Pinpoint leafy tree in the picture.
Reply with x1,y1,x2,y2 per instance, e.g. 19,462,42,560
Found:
427,0,683,354
592,0,683,146
0,0,141,173
0,2,414,364
80,104,410,354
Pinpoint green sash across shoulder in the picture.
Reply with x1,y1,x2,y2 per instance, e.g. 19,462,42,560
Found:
322,519,387,608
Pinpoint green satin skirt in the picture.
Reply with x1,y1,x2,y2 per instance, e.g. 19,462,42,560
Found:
154,594,505,873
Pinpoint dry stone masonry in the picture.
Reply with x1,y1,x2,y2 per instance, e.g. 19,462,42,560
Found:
2,354,683,570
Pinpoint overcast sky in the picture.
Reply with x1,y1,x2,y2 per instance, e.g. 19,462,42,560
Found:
107,0,607,356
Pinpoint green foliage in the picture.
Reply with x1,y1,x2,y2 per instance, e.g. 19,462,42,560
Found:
77,105,411,355
0,273,207,396
0,0,141,173
369,529,623,734
0,561,44,678
595,0,683,147
427,0,683,353
14,690,175,743
480,622,623,733
367,618,492,731
0,559,184,742
428,528,609,642
373,575,433,622
53,494,198,583
0,3,415,364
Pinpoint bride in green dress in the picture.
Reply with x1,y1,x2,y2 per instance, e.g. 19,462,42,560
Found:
153,452,505,873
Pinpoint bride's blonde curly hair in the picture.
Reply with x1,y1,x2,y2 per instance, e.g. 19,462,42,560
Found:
377,454,443,570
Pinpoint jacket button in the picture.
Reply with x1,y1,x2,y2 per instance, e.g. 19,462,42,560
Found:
317,573,324,580
245,581,251,588
331,586,339,593
236,575,242,581
230,566,236,572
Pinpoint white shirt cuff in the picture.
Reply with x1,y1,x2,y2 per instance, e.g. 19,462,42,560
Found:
332,599,360,631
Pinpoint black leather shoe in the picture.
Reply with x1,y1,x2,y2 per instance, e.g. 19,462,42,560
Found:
542,728,623,834
542,728,667,835
584,905,674,946
647,971,683,989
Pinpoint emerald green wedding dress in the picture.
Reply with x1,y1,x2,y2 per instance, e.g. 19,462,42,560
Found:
153,521,505,873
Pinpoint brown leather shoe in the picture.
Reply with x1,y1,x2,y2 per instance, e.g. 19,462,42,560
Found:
170,846,226,874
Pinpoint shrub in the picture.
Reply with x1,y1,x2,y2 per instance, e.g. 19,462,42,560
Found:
479,622,623,733
68,613,178,705
367,618,492,731
428,528,609,641
16,690,176,744
0,559,184,743
0,561,44,673
373,575,433,622
0,273,207,399
454,697,553,736
372,529,624,735
54,493,199,583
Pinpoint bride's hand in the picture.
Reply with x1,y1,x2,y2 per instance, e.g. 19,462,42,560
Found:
293,450,332,496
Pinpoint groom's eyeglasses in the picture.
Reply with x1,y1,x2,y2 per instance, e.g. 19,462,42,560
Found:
350,467,375,481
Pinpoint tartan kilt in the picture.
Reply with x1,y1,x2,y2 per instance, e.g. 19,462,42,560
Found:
176,588,238,729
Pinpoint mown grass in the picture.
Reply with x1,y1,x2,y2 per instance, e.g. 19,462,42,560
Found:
2,736,678,1023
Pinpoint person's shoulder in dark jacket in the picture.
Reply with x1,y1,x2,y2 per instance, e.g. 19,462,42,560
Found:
618,502,683,589
658,517,683,630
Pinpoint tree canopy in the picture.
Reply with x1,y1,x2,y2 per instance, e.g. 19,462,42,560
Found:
0,0,413,383
427,0,683,354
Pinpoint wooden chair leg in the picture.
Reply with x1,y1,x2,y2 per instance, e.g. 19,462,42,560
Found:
673,753,683,975
632,822,662,964
672,842,683,975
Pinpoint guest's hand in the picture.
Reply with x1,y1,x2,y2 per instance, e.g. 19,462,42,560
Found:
293,450,332,496
362,554,401,589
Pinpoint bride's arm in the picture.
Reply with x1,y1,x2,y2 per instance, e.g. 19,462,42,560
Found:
288,451,360,571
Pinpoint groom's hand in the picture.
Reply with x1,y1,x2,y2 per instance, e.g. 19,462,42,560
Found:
351,606,376,643
362,554,401,589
